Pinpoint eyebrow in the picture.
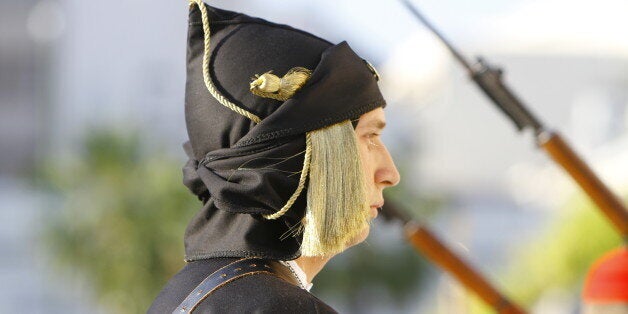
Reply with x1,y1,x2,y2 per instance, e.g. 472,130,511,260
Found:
366,119,386,130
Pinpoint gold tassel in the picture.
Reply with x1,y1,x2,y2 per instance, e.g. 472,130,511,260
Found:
300,121,371,256
250,67,312,101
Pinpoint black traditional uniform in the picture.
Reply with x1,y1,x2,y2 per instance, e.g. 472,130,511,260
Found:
149,1,385,313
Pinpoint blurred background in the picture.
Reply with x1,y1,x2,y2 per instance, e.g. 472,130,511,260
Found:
1,0,626,313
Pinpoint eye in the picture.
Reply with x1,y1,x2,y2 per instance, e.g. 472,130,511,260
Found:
364,133,381,147
363,132,380,139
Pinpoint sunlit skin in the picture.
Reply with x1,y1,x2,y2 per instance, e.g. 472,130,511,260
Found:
347,107,401,246
295,107,401,284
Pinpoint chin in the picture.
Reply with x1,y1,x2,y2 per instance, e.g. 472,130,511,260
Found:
345,225,370,249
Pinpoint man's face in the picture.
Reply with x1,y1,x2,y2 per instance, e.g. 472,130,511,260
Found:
348,107,401,246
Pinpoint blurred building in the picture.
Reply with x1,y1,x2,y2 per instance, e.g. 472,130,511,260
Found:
0,1,101,312
0,0,49,177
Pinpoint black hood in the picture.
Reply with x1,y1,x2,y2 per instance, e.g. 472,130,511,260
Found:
182,3,385,261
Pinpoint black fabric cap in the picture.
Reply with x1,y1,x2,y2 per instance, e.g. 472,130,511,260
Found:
182,3,385,261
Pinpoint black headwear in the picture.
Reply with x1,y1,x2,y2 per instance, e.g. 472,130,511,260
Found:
182,2,385,261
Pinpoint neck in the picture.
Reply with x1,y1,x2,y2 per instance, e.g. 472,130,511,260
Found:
294,254,333,284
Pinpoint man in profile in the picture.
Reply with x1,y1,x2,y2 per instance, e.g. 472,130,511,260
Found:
149,1,400,312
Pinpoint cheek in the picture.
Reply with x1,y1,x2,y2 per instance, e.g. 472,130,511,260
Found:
357,142,375,183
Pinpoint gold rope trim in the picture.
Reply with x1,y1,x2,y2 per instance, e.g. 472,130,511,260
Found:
188,1,310,221
188,0,261,123
263,132,312,220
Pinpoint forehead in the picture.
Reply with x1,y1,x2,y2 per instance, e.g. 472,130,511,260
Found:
356,107,386,129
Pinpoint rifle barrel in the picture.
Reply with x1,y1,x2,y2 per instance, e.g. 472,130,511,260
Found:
399,0,472,73
399,0,628,237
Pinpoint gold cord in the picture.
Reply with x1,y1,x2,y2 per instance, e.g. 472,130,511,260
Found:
188,0,261,123
188,0,311,221
263,132,312,220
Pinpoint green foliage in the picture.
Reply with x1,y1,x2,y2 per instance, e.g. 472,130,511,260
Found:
39,129,198,313
470,193,624,314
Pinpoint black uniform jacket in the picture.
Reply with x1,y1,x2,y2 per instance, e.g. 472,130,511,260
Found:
148,257,338,313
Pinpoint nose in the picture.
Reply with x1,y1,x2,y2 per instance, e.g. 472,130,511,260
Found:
375,146,400,188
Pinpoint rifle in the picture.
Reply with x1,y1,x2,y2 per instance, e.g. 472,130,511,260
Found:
384,1,628,312
399,0,628,237
381,202,527,314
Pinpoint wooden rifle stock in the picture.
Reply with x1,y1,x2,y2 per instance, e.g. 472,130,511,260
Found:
538,131,628,236
382,203,527,313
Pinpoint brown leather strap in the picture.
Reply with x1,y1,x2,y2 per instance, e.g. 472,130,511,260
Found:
173,258,300,313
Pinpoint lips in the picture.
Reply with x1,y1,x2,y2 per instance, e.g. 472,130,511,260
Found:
369,203,383,219
370,202,384,209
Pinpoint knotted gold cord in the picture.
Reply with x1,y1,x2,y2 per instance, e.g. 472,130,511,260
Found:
250,67,313,101
188,0,311,221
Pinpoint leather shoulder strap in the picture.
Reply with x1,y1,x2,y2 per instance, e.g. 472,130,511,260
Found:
173,258,300,313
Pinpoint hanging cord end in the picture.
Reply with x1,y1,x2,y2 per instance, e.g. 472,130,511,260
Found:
250,71,281,93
